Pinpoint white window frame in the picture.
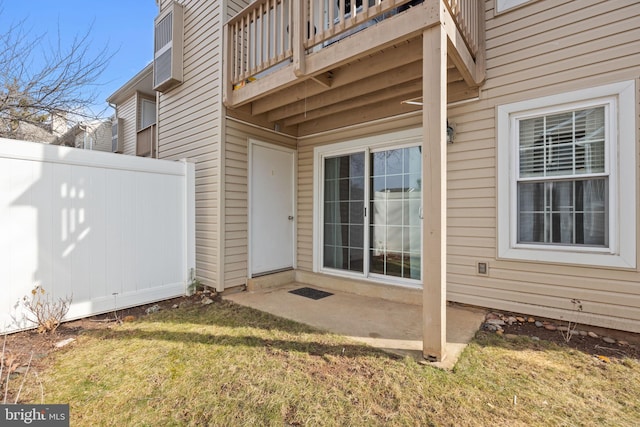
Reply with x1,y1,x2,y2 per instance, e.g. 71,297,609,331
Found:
313,127,423,288
139,98,157,131
495,0,534,14
497,80,636,268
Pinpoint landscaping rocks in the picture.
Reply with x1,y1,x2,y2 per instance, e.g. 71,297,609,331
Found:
480,310,639,359
145,305,161,314
54,338,75,348
483,323,500,332
201,297,214,305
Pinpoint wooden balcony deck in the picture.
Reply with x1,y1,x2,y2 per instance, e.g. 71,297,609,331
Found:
223,0,485,135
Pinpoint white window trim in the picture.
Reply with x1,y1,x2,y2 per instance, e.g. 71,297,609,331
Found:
139,98,157,131
496,0,533,14
313,127,423,287
497,80,636,268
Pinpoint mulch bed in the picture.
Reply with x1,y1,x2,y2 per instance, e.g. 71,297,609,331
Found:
479,310,640,361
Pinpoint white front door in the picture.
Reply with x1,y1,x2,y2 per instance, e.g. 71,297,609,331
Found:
249,141,296,276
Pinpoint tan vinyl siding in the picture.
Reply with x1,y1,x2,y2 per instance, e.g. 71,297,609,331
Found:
227,0,251,19
118,95,137,156
157,0,223,289
92,122,112,152
296,146,314,272
444,0,640,332
223,118,296,288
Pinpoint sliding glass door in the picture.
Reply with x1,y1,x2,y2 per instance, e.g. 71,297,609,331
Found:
321,144,422,284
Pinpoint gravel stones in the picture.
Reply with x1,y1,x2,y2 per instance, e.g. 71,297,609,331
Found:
482,311,633,349
145,304,161,314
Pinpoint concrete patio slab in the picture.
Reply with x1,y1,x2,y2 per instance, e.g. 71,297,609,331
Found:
224,283,486,369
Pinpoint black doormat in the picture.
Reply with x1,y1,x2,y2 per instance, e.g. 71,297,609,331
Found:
288,287,334,300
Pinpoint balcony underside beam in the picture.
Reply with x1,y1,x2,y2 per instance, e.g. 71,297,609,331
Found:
253,38,424,115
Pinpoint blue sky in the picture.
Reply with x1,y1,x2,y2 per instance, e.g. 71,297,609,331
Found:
0,0,158,118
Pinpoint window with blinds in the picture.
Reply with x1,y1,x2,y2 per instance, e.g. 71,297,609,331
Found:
497,80,636,268
516,106,608,246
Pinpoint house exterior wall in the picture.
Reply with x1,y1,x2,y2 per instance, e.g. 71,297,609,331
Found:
74,133,84,149
118,95,138,156
291,0,640,332
442,0,640,331
91,122,113,152
227,0,251,18
145,0,639,331
156,0,225,289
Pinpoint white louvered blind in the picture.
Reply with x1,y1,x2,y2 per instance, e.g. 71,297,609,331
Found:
519,107,605,178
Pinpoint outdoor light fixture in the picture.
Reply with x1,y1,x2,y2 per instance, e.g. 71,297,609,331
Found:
446,121,454,144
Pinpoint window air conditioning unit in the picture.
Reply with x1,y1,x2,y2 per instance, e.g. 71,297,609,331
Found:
153,1,184,92
111,118,123,153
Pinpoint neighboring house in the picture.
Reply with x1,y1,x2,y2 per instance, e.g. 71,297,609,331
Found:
53,119,114,152
0,113,67,143
111,0,640,360
106,63,158,157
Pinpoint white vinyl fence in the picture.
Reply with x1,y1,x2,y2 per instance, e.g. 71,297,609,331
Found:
0,138,195,334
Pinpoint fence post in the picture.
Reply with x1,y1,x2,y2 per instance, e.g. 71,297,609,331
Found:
180,158,196,293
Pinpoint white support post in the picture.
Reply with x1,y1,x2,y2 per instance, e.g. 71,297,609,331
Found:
422,23,447,362
181,158,196,294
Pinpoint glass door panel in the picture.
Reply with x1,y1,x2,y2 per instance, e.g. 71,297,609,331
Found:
323,153,365,272
369,147,421,279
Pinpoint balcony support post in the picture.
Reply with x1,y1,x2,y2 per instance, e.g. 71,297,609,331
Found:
421,22,448,363
292,0,306,76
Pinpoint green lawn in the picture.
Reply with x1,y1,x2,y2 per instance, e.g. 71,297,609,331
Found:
14,300,640,426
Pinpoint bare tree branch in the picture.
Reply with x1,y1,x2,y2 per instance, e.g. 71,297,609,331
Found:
0,6,115,141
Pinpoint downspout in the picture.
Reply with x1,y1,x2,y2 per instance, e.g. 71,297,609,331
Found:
108,102,117,153
155,91,160,158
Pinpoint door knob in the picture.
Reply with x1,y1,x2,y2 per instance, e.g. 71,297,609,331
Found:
288,215,295,220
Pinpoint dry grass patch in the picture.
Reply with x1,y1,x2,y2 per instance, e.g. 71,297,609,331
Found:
12,300,640,426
